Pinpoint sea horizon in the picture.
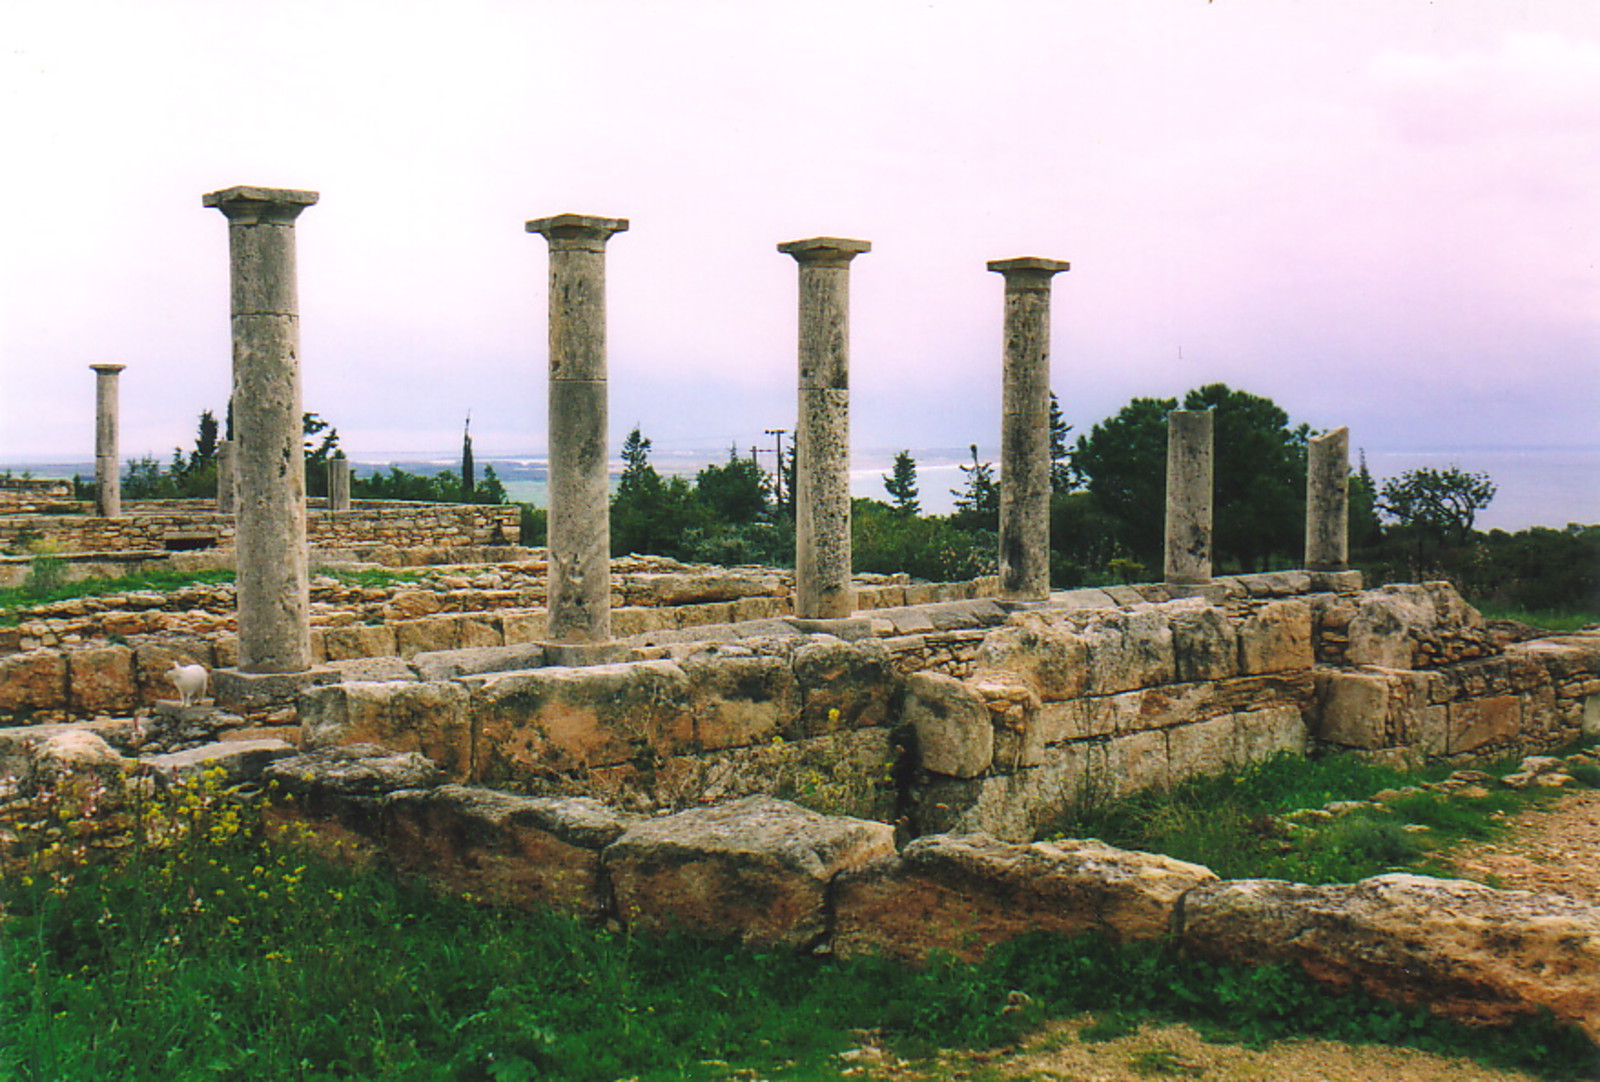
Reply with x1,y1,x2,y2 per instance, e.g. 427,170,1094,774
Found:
5,442,1596,533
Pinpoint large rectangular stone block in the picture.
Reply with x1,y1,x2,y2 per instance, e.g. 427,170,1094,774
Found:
320,624,398,661
469,661,694,780
382,785,632,919
1080,608,1177,694
1237,600,1313,675
975,613,1089,701
1171,604,1239,682
0,650,68,718
790,638,897,737
1314,667,1437,752
683,651,799,751
1448,695,1521,755
66,645,137,716
834,834,1216,964
603,797,895,949
300,681,473,778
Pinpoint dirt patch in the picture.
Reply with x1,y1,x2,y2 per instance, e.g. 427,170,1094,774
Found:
1440,789,1600,906
845,1015,1553,1081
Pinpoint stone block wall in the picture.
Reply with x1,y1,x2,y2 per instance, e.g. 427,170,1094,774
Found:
0,500,521,555
906,596,1318,840
300,634,904,819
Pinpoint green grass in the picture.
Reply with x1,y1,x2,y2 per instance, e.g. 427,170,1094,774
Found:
1472,603,1597,633
1048,752,1554,884
0,562,236,623
1,777,1595,1080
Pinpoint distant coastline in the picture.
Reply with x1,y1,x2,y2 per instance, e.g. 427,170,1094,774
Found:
5,444,1595,532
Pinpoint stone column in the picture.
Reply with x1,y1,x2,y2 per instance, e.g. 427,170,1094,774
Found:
216,440,235,514
778,236,870,620
327,453,352,512
1306,426,1350,571
988,257,1070,601
1164,409,1214,586
90,364,126,517
526,214,628,644
204,185,318,675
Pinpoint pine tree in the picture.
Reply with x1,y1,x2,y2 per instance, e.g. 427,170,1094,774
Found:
952,444,998,517
1049,392,1075,492
884,450,920,515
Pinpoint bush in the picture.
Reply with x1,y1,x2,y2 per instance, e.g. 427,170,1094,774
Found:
853,499,996,582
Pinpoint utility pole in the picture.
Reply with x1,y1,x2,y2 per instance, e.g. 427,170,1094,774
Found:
764,428,788,507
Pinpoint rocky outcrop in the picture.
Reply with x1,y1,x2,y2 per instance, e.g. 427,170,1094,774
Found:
603,796,895,949
833,833,1217,963
1181,873,1600,1040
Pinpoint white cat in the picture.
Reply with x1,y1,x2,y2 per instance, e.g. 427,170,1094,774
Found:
166,662,209,707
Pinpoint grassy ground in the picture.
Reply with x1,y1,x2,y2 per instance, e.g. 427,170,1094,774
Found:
2,765,1596,1080
1047,749,1576,884
1473,603,1597,633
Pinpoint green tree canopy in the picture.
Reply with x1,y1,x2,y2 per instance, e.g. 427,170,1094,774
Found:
1070,384,1309,572
1378,466,1496,543
695,446,769,524
884,450,920,515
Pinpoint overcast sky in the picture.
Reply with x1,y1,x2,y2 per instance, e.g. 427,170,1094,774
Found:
2,1,1596,510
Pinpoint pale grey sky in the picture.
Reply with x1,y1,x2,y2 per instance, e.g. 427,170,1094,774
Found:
2,1,1596,515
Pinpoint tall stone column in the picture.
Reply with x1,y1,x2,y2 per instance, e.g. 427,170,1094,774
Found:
1164,409,1214,586
988,257,1070,601
216,439,236,514
1306,426,1350,572
204,185,318,675
778,236,870,620
526,214,628,644
90,364,126,517
327,453,352,512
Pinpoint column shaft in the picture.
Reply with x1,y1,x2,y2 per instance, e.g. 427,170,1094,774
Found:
989,258,1070,601
1306,426,1350,571
90,364,126,517
205,185,318,674
216,440,235,514
527,214,628,643
1164,409,1214,586
328,455,352,512
779,237,870,620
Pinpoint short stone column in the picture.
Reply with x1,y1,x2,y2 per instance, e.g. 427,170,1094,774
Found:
216,439,236,514
1306,426,1350,572
988,257,1070,601
1164,409,1214,586
526,213,628,644
90,364,126,517
204,185,319,676
327,453,352,512
778,237,871,620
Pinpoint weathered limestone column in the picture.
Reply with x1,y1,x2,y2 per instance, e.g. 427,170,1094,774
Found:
1306,426,1350,571
90,364,126,517
988,257,1070,601
204,185,318,675
215,440,235,514
327,453,352,512
778,236,870,620
1164,409,1214,586
526,214,628,644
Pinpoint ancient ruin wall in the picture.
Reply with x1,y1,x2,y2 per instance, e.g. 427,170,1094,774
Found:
0,500,520,556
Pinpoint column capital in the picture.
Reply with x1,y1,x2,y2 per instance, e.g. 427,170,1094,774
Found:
203,186,319,225
988,256,1071,287
778,237,871,267
89,364,127,375
526,214,629,251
